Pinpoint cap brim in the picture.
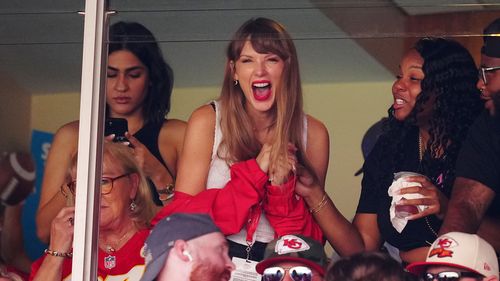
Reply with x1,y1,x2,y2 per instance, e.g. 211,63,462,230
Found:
140,252,168,281
406,261,484,277
354,167,363,176
256,257,325,277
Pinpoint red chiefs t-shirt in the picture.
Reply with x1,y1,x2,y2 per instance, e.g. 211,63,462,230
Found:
30,229,149,280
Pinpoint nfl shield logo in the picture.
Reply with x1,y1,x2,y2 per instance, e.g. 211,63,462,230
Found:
104,255,116,269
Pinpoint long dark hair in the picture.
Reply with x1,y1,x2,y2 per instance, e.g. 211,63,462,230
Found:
381,37,482,192
108,21,174,124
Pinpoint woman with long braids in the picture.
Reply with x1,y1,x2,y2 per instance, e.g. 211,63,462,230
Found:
295,37,483,262
355,37,483,263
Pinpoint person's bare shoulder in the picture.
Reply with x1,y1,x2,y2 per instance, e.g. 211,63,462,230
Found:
304,114,330,184
164,118,187,129
161,105,215,143
305,114,330,145
182,104,217,146
162,119,187,142
56,120,79,135
174,104,216,194
188,104,217,125
52,120,80,153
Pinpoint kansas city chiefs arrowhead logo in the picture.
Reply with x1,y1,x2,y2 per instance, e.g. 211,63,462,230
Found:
429,236,458,258
275,235,310,255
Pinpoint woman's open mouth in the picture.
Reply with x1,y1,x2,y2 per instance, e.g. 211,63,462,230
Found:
252,81,272,101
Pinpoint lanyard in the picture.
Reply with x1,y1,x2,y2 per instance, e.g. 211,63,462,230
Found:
244,202,262,261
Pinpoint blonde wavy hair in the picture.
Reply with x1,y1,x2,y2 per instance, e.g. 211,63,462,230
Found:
71,141,156,229
219,17,317,181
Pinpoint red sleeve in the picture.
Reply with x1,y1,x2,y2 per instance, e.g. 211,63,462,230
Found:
152,159,268,235
29,255,72,281
263,176,324,243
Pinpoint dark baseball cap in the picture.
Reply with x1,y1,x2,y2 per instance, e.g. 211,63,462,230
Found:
140,213,220,281
256,234,328,276
482,18,500,58
355,118,386,176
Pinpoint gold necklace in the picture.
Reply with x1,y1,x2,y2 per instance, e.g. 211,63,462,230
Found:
101,229,136,253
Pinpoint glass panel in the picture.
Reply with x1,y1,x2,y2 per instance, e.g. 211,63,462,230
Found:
107,0,499,260
2,0,498,278
0,0,85,271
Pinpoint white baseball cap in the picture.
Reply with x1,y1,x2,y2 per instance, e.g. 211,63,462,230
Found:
406,232,499,279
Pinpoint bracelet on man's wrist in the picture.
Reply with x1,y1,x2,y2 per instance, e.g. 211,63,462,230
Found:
157,183,175,201
44,248,73,258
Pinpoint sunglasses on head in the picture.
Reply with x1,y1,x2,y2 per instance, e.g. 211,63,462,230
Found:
423,271,482,281
262,266,313,281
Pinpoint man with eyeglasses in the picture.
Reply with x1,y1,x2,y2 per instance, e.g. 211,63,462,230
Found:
255,234,327,281
439,17,500,252
406,232,498,281
477,18,500,116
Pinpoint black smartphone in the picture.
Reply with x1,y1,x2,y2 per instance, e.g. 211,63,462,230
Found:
104,118,128,142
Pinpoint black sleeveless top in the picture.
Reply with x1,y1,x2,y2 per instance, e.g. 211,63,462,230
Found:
134,120,173,206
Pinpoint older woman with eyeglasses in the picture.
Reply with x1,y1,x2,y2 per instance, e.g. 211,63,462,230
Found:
29,141,158,280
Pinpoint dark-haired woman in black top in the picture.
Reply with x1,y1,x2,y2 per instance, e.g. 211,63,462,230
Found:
36,21,186,243
296,38,483,263
354,38,483,263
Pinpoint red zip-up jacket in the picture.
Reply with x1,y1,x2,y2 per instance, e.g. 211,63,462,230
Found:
151,159,323,243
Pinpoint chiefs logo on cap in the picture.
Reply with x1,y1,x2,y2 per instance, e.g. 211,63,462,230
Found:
275,235,310,255
429,236,458,258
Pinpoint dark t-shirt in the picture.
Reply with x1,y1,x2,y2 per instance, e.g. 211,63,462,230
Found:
357,126,450,251
455,111,500,216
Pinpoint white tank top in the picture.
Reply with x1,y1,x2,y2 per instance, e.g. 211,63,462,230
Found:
206,100,308,245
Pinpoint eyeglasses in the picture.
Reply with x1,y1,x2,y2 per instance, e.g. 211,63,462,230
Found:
262,266,313,281
478,66,500,85
423,271,482,281
65,173,131,196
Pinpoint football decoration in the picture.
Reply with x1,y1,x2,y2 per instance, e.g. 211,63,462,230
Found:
0,152,36,205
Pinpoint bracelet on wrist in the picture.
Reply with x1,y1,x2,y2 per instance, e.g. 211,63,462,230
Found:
44,248,73,258
157,183,175,201
309,193,328,214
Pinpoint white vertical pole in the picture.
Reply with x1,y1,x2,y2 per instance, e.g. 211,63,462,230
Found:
72,0,108,280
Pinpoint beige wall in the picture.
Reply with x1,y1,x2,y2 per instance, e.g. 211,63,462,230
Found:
31,81,392,216
31,93,81,133
0,72,31,152
303,82,392,218
30,81,393,254
170,82,395,257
